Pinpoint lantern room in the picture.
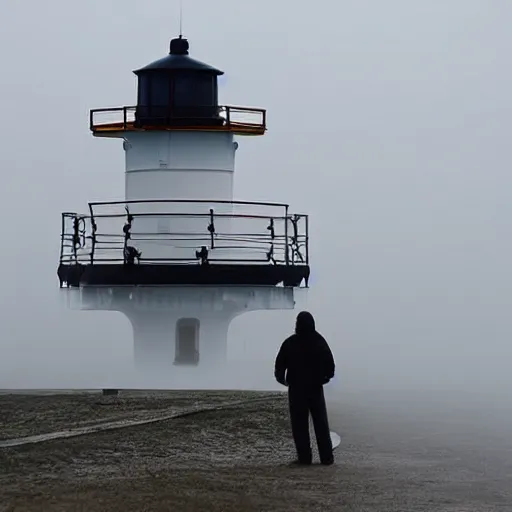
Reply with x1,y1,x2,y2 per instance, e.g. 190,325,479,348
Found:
134,36,224,127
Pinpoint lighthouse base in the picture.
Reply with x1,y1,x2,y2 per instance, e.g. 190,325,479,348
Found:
128,310,231,371
70,286,296,371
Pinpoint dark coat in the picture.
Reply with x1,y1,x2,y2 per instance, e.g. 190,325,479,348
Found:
274,330,335,389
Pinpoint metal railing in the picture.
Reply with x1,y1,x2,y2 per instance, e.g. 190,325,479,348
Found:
59,199,308,267
89,105,266,133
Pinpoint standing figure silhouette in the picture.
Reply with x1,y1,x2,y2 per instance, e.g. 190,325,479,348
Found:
274,311,335,465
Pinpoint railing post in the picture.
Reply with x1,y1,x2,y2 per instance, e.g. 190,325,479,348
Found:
123,107,127,131
284,205,289,266
88,203,97,265
208,208,215,249
226,106,231,126
89,110,94,131
262,109,267,129
305,215,309,265
59,213,66,264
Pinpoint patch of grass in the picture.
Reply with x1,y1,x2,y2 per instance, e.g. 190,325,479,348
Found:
0,390,281,440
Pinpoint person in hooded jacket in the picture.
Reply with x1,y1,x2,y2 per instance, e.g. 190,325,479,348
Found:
274,311,335,465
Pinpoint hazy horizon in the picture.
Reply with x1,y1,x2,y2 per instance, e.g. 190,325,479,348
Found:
0,1,511,399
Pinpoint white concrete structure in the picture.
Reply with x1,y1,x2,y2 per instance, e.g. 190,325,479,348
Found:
78,286,295,370
58,36,309,372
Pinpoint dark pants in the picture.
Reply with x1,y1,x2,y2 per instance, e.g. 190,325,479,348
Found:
288,385,333,464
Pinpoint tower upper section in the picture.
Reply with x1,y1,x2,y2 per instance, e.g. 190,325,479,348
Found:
90,36,266,136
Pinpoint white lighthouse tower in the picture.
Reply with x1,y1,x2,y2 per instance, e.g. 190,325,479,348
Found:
58,36,310,376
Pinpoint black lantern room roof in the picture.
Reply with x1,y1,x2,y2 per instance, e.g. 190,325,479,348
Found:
134,36,224,75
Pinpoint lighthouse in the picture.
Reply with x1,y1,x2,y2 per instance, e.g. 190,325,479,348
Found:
57,36,310,375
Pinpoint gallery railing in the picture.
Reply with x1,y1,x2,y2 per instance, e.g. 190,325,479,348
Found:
89,105,266,134
59,200,308,267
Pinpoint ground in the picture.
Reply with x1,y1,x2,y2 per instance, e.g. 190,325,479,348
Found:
0,389,511,511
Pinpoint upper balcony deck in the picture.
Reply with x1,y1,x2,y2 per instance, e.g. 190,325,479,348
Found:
90,105,266,136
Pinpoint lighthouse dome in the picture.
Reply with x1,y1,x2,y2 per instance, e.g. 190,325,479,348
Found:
134,36,224,74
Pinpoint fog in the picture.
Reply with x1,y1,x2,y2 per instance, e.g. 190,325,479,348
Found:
0,1,511,401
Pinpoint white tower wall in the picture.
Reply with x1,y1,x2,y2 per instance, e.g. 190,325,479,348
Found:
124,131,236,200
121,131,237,261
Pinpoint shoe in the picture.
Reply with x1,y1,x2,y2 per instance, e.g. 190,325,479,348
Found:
320,458,334,466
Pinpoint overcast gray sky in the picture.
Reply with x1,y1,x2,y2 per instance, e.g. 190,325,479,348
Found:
0,0,511,393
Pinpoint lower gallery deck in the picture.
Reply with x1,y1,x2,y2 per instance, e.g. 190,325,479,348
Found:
58,199,310,288
57,262,309,287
